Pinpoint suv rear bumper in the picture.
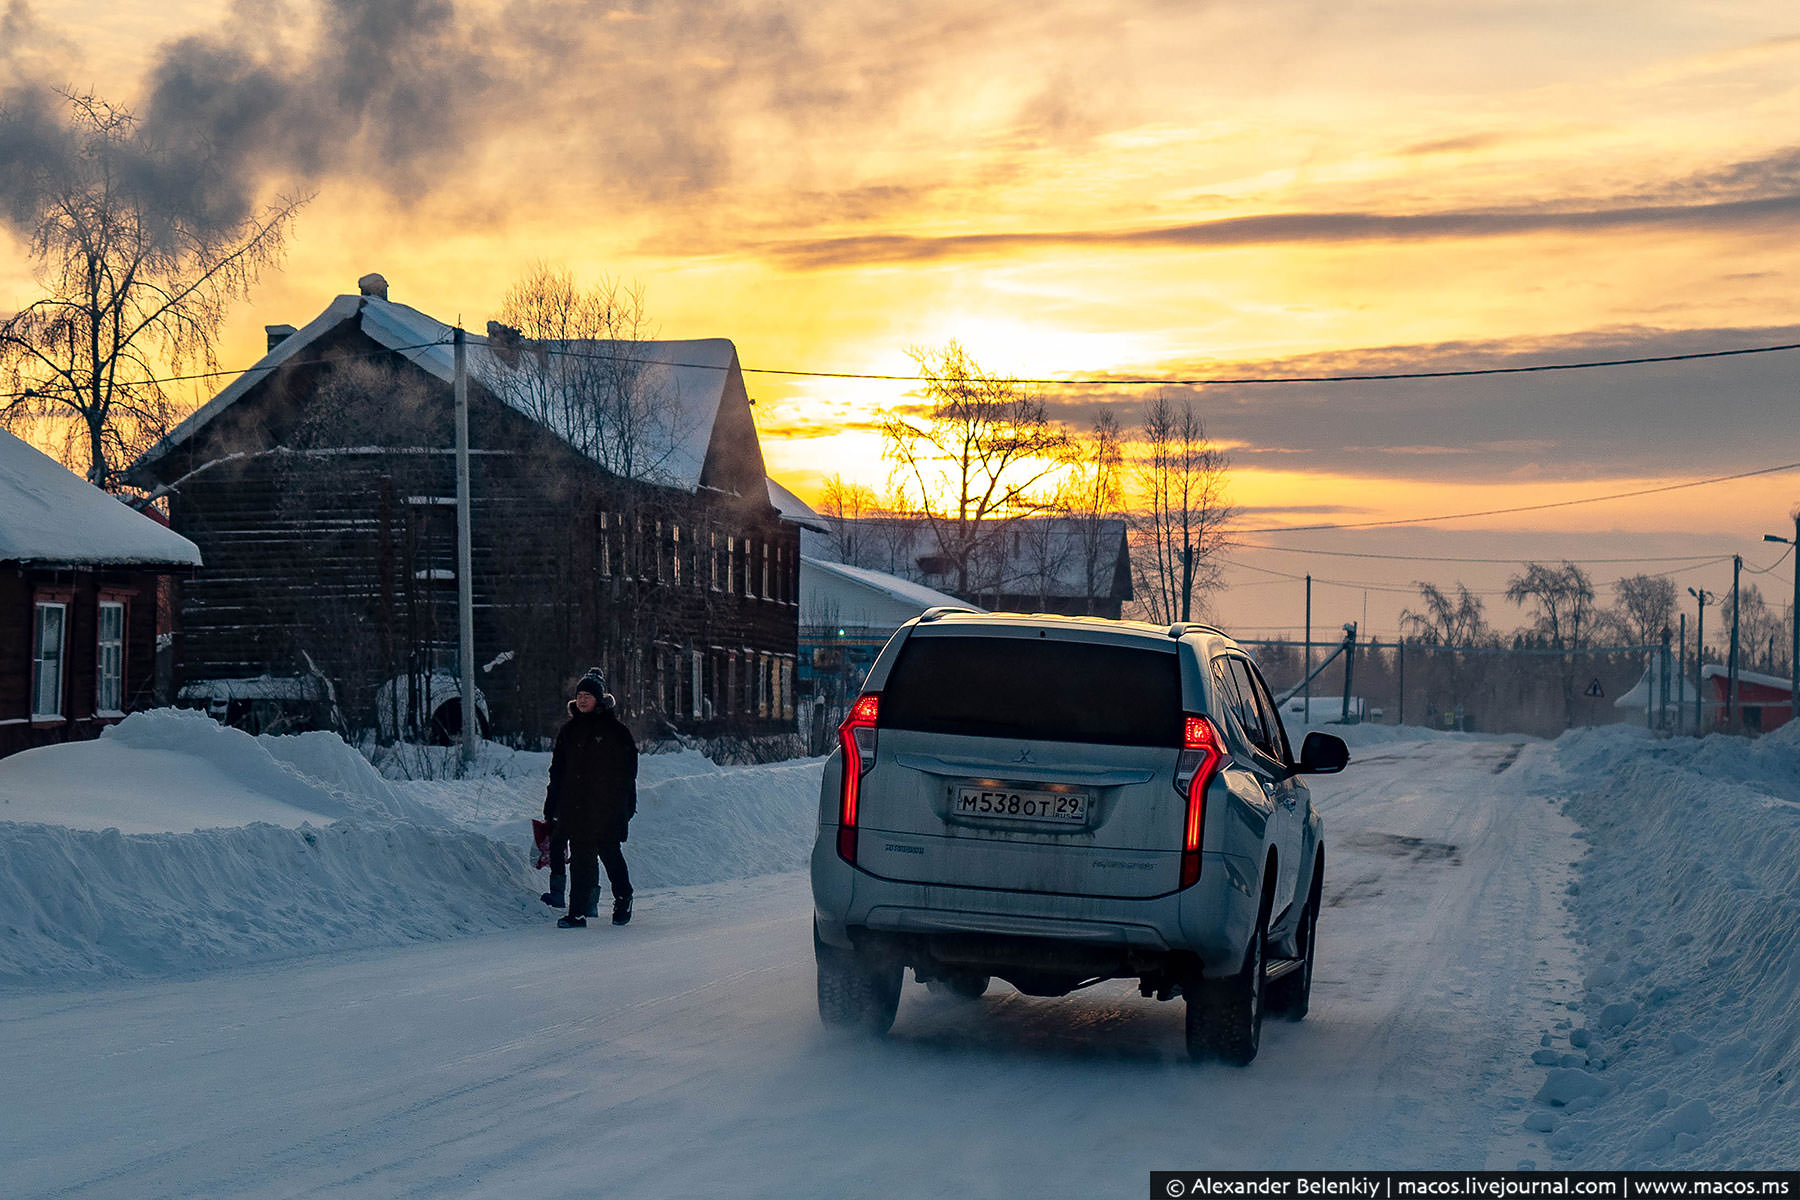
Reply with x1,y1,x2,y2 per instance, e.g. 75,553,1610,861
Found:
812,831,1261,979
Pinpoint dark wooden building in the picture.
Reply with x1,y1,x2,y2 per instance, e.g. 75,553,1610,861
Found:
126,277,800,745
816,516,1134,619
2,429,201,759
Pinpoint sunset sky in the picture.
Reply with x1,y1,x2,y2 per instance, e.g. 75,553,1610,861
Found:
4,0,1799,640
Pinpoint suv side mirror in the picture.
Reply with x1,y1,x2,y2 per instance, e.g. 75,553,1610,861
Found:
1296,731,1349,774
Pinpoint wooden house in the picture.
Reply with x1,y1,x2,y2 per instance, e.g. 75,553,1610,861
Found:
1,429,201,758
814,515,1134,619
126,276,799,745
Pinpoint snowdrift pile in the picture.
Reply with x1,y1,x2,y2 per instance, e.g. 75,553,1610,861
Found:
0,710,823,988
1515,722,1800,1168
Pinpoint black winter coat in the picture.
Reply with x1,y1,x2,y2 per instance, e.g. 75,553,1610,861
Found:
544,702,638,843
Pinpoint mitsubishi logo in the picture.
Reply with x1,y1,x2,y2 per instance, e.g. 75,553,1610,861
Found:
1012,746,1036,764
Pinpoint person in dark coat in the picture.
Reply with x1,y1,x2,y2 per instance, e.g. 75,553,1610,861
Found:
544,668,638,928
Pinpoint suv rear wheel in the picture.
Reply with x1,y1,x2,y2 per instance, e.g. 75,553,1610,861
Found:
1185,891,1269,1065
815,924,902,1035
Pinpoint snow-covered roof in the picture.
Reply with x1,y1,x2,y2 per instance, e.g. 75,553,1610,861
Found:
1701,664,1795,693
1614,662,1702,709
0,429,201,567
801,555,981,630
766,478,828,531
818,515,1131,599
135,291,758,495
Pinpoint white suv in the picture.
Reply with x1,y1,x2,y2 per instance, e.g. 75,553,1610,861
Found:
810,610,1347,1064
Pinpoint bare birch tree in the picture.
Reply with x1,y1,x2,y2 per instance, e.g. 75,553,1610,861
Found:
481,265,686,486
1059,410,1125,615
880,341,1068,596
1131,394,1233,623
818,473,881,566
0,91,304,490
1610,573,1677,648
1401,582,1490,717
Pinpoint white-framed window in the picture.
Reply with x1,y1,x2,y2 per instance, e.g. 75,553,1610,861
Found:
32,602,67,719
96,601,126,715
781,657,795,721
690,649,704,719
726,536,738,594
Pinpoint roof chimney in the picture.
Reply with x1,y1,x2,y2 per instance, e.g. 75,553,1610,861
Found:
265,324,298,353
357,272,389,300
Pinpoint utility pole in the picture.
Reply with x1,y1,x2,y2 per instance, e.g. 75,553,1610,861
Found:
1657,627,1671,732
1180,544,1194,623
1340,622,1358,724
1763,509,1800,730
1397,638,1406,727
1728,555,1742,733
1688,587,1713,734
454,326,478,769
1677,613,1686,735
1303,575,1312,721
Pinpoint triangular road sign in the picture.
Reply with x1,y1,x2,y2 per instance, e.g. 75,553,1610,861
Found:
1584,678,1605,698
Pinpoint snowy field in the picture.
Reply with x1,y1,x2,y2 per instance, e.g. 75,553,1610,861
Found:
0,710,1795,1195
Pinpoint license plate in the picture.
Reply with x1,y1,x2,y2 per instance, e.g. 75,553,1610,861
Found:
953,785,1088,825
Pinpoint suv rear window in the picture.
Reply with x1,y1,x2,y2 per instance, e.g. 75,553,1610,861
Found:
880,635,1183,746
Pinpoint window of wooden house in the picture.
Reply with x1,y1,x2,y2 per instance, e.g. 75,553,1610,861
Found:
596,513,611,577
757,652,771,718
671,524,683,587
708,531,721,591
726,651,738,714
32,602,67,720
690,649,704,719
726,536,738,595
781,657,795,721
96,601,126,716
762,540,772,600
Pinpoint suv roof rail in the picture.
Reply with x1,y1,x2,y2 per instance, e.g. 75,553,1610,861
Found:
1167,622,1225,639
919,605,978,623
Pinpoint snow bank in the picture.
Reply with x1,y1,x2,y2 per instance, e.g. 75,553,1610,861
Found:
1521,721,1800,1167
0,820,535,988
0,710,385,833
0,711,825,988
384,748,825,889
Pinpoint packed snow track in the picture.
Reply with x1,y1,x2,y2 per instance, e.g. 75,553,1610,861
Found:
3,716,1796,1193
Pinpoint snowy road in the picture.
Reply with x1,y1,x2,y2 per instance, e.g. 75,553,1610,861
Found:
2,736,1584,1197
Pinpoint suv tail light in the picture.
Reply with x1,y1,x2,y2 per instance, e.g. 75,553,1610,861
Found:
836,693,880,864
1174,715,1224,888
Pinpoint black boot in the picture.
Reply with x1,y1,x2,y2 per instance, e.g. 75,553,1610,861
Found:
541,876,565,908
557,913,587,929
612,895,633,926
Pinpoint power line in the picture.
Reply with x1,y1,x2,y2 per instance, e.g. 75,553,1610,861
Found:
0,340,454,401
7,329,1799,399
1228,541,1727,565
1222,552,1741,596
543,337,1800,386
1236,460,1800,534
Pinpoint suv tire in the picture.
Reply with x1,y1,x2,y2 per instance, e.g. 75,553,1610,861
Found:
1185,891,1269,1066
1268,865,1321,1021
815,924,902,1036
